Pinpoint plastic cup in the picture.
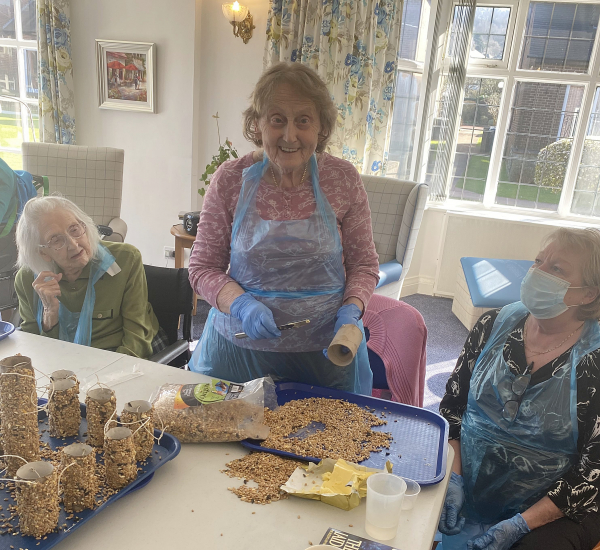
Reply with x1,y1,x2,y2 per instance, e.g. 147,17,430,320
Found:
400,478,421,510
365,473,407,540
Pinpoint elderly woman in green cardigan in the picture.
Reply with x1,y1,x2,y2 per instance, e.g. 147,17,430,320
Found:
14,196,166,358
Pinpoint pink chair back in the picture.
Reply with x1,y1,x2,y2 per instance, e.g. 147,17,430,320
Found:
363,294,427,407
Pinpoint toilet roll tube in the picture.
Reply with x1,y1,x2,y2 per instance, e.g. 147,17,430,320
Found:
326,324,363,367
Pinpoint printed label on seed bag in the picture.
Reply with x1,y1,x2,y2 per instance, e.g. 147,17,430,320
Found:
173,379,244,409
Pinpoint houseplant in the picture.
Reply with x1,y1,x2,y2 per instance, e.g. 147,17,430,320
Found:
198,113,239,197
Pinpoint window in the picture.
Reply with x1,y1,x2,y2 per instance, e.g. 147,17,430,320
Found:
472,7,510,60
520,2,600,73
448,3,515,67
416,0,600,220
450,78,504,201
498,82,583,210
385,0,430,180
0,0,37,171
572,87,600,215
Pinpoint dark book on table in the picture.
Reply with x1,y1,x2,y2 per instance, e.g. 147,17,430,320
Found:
320,528,401,550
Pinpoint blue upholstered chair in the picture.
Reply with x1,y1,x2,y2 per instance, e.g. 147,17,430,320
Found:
361,175,428,299
452,257,534,329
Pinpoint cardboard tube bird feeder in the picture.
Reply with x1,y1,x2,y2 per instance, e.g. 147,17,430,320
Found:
61,443,97,512
121,400,154,462
16,461,59,537
49,378,81,438
104,427,137,489
85,388,116,447
0,355,40,475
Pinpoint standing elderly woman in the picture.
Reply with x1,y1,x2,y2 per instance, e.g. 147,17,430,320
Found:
15,196,164,358
438,228,600,550
188,62,379,394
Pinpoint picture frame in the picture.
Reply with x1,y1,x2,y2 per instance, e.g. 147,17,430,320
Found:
96,39,156,113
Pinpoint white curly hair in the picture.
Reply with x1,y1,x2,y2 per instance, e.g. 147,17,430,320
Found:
16,195,100,274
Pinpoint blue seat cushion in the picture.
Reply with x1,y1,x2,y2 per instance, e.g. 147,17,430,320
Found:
461,257,534,308
375,259,403,289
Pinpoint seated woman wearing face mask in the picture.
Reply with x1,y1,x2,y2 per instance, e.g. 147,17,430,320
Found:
438,228,600,550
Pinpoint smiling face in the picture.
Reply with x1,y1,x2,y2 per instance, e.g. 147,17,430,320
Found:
38,208,92,274
256,83,321,175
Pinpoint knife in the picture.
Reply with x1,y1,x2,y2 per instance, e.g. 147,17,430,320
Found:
235,319,310,339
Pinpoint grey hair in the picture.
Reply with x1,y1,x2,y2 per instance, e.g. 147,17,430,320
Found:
16,195,100,274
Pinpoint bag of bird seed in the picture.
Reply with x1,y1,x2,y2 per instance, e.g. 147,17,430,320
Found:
151,376,276,443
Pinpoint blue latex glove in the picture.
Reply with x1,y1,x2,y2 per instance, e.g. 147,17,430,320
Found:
323,303,362,359
230,293,281,340
438,472,466,535
467,514,530,550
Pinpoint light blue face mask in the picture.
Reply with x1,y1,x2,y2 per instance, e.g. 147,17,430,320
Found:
520,267,586,319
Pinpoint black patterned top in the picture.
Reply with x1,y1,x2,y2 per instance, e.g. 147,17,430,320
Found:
439,309,600,522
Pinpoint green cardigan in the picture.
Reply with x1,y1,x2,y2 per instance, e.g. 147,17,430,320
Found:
15,241,160,358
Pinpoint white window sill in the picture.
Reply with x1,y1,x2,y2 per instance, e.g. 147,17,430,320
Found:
425,201,600,229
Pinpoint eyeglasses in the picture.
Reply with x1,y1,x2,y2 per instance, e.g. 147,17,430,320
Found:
502,372,531,422
39,222,87,251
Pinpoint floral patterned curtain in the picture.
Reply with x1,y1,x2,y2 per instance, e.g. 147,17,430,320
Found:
264,0,403,175
38,0,76,144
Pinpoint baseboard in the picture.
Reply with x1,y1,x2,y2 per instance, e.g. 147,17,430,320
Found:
400,276,436,297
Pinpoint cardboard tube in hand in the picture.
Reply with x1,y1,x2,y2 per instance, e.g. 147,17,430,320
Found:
327,324,363,366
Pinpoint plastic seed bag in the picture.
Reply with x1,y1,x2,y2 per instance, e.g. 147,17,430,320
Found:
151,376,276,443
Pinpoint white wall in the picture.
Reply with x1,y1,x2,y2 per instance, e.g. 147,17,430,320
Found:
194,0,269,210
70,0,196,266
401,208,600,299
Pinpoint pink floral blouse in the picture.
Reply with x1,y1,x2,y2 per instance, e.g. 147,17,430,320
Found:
189,152,380,310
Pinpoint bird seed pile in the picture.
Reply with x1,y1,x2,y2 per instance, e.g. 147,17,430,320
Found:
260,398,392,462
222,452,302,504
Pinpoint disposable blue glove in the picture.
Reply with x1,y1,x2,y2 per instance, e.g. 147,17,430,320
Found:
438,472,466,535
230,293,281,340
467,514,530,550
323,303,362,359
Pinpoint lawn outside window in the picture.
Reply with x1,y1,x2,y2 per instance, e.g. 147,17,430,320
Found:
414,0,600,222
0,0,38,171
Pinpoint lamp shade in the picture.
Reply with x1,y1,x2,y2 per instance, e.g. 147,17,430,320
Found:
222,2,249,22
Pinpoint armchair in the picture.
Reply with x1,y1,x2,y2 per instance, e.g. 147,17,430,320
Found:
361,175,428,299
22,143,127,242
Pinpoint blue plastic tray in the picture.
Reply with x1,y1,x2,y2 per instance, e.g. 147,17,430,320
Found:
0,321,15,342
0,398,181,549
241,382,449,485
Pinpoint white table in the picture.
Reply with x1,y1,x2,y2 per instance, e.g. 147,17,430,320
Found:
0,331,452,550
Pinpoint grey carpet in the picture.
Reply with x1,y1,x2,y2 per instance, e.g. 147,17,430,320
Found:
402,294,469,412
187,294,469,413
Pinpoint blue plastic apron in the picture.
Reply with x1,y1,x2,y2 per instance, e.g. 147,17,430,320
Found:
441,301,600,550
189,153,372,395
36,245,117,347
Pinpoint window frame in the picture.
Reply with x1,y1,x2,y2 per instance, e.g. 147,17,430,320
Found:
0,0,38,164
421,0,600,224
393,0,431,181
446,0,519,70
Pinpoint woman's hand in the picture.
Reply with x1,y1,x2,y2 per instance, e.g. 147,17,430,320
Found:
32,271,62,331
438,471,466,535
467,514,530,550
323,303,362,359
230,293,281,340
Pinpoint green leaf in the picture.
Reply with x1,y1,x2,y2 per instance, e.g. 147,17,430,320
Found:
198,187,206,196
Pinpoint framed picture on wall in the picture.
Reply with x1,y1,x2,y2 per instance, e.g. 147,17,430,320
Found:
96,39,156,113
